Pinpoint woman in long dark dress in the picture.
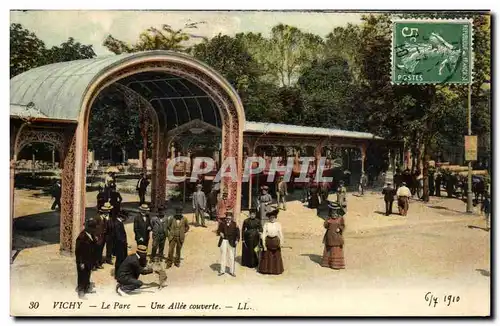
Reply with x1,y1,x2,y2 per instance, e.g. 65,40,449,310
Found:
321,203,346,270
308,186,320,209
241,208,262,268
258,209,284,275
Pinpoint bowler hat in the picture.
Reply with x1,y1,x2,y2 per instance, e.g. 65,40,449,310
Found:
86,218,97,230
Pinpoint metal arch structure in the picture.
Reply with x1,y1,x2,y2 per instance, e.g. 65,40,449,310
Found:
10,51,246,254
9,51,404,255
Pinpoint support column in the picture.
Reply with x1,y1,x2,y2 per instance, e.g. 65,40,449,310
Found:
360,143,367,175
61,127,77,253
10,158,16,261
156,131,167,209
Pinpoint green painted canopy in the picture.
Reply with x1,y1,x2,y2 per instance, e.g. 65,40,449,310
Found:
10,51,225,128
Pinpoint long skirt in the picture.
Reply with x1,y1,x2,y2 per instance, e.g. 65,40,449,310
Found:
308,194,320,209
241,232,260,268
258,236,284,275
397,197,409,216
321,245,345,269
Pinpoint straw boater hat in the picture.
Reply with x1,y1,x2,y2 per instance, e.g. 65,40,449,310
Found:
136,245,148,255
139,204,150,212
196,184,203,188
99,202,113,212
328,202,345,217
261,185,269,190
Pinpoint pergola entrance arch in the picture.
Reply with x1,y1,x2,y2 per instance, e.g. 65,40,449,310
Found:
10,51,245,253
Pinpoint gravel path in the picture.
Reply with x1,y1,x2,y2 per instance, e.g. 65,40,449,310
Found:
11,189,490,316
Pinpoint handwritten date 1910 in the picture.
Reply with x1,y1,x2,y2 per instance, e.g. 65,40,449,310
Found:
425,292,460,308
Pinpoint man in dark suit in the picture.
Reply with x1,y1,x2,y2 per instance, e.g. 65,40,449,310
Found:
166,207,190,268
150,208,169,263
217,211,240,277
109,185,123,220
134,204,152,247
113,211,128,277
51,180,61,210
93,202,112,270
382,182,396,216
136,173,149,205
96,185,108,211
115,245,153,296
75,219,98,299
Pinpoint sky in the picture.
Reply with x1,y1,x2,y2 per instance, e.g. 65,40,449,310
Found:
10,10,363,55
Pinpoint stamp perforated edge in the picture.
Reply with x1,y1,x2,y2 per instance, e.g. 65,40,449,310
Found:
390,17,474,85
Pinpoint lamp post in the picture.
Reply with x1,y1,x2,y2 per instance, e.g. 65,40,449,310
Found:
466,83,473,213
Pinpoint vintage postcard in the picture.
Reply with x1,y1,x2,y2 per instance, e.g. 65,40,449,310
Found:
9,9,491,317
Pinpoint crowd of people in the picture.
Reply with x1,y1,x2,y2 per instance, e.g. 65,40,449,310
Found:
74,171,350,298
74,164,490,298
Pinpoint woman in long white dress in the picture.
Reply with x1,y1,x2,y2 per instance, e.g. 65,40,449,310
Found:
258,209,284,275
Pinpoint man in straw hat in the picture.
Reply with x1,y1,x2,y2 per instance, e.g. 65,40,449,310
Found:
192,183,207,227
217,210,240,277
75,218,98,299
134,204,152,247
166,207,190,268
115,245,153,296
93,202,113,270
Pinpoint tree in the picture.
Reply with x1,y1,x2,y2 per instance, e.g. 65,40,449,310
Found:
103,22,206,54
10,23,96,78
192,33,284,123
324,24,363,81
44,37,95,63
239,25,324,87
298,56,358,130
10,23,46,77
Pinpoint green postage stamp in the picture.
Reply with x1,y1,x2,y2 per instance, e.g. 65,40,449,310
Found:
392,19,473,84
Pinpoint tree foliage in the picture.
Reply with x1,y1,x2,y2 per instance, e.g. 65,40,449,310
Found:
10,15,491,174
103,22,207,54
10,23,95,78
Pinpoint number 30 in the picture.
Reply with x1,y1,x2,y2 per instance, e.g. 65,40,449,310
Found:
29,302,39,309
402,27,419,38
